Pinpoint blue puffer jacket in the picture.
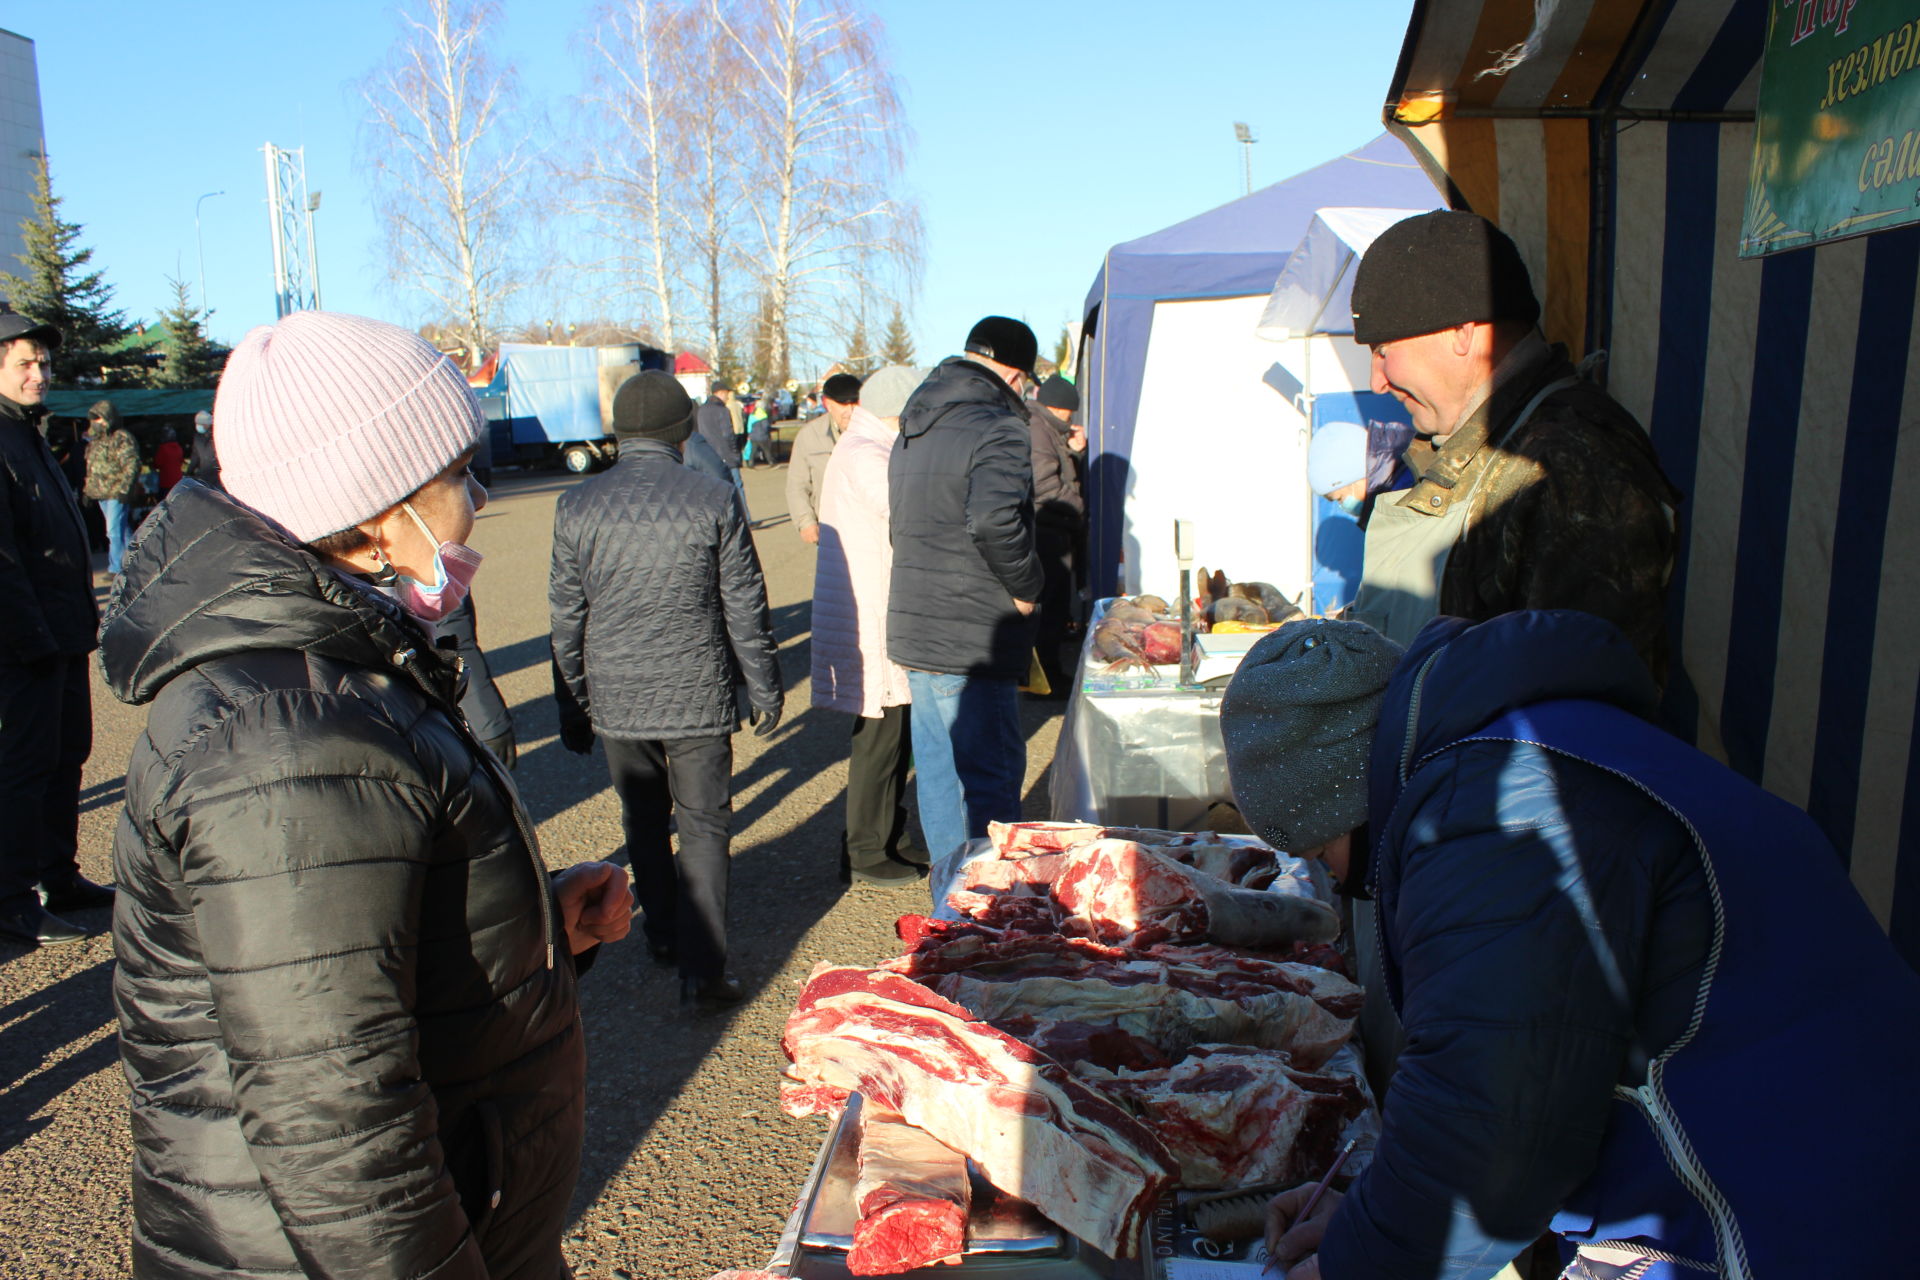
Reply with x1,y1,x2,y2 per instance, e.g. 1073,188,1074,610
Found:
1322,611,1920,1280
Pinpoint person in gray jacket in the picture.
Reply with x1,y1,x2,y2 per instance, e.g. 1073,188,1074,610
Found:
550,371,784,1008
787,372,858,544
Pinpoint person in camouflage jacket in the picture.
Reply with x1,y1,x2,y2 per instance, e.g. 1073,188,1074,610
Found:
1349,212,1681,687
1400,337,1681,684
82,399,142,573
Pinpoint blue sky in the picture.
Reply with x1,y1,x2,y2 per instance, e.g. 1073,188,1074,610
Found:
19,0,1416,367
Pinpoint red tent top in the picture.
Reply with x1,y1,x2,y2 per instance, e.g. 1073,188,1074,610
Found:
674,351,712,374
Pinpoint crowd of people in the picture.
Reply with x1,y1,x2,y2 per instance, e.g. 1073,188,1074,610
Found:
0,210,1916,1280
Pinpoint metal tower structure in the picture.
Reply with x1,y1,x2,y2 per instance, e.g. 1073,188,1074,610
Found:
262,143,317,318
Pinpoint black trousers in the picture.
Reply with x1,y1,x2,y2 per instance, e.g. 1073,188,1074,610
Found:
0,655,92,910
1035,524,1079,690
845,704,913,871
604,734,733,980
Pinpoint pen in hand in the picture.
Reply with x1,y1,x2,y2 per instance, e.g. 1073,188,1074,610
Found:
1263,1136,1358,1277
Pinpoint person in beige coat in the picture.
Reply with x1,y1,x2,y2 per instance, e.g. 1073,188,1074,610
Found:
811,366,927,884
787,372,859,543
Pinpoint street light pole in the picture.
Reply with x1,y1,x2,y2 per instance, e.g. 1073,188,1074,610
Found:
1233,122,1256,196
305,191,324,310
195,190,225,312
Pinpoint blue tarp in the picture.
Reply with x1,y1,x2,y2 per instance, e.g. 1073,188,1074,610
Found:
1079,133,1440,598
498,344,604,445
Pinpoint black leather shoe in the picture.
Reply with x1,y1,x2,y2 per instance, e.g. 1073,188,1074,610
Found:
850,860,921,886
39,875,115,913
0,902,89,947
679,973,746,1009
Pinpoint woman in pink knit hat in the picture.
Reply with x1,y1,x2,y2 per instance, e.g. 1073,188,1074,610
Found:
97,311,630,1280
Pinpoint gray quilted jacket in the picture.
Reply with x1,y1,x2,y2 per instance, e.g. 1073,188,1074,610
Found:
549,439,781,738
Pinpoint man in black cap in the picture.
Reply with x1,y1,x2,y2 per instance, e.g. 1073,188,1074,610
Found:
695,379,747,517
0,313,114,946
1028,374,1085,693
1345,210,1680,685
786,371,859,545
887,316,1045,867
549,370,783,1008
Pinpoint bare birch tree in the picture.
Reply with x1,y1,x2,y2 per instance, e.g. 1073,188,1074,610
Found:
712,0,921,385
665,7,749,367
576,0,687,351
360,0,531,368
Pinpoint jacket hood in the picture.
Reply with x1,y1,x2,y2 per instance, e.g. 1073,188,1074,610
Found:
99,481,453,708
897,356,1027,443
90,400,121,430
845,404,897,445
1367,610,1661,834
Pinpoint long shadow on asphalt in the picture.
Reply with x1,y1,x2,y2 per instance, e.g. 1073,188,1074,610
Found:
0,955,117,1155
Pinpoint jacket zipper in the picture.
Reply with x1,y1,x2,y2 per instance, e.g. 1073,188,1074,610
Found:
1422,729,1748,1280
396,647,557,970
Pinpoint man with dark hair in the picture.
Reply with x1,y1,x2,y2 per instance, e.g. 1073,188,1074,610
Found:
0,313,113,946
1346,210,1680,683
550,370,783,1008
787,372,859,544
887,316,1043,866
1028,374,1084,693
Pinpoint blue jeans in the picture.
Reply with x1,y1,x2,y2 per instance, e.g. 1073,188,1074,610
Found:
906,670,1024,865
100,499,134,575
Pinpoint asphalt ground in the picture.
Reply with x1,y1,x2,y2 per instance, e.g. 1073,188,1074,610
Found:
0,462,1064,1279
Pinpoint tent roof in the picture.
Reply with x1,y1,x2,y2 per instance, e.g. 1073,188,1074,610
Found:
44,389,213,418
1085,133,1439,317
674,351,712,374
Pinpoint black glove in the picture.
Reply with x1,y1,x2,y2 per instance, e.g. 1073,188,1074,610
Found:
750,704,782,738
559,713,596,755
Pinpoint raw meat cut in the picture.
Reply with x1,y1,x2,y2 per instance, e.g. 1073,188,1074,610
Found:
1051,840,1340,950
892,918,1361,1069
1052,841,1210,946
780,964,1176,1256
986,820,1108,856
1082,1045,1370,1189
1141,621,1183,665
850,1110,969,1275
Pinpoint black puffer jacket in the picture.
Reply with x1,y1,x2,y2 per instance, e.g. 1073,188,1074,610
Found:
695,398,740,470
887,358,1043,679
550,440,781,738
101,482,585,1280
0,394,97,662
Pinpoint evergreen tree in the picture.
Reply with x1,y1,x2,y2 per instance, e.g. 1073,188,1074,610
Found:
880,301,915,366
715,323,747,390
842,314,874,378
147,275,219,388
0,156,130,384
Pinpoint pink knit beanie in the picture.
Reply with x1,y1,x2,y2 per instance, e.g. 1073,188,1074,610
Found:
213,311,485,542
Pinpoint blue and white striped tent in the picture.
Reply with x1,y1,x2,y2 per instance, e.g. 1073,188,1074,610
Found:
1387,0,1920,965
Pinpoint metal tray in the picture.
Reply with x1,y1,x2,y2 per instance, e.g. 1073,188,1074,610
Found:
786,1094,1139,1278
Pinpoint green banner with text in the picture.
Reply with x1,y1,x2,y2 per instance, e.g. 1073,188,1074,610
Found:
1743,0,1920,257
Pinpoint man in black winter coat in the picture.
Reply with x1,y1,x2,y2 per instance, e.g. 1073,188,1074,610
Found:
0,314,115,947
888,316,1044,867
550,371,784,1007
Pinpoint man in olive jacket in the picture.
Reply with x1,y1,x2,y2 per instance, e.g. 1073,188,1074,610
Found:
887,316,1043,866
550,371,783,1007
0,314,113,947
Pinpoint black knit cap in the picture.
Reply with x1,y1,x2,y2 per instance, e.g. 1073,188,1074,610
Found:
612,370,696,444
821,372,861,404
1350,211,1541,347
964,315,1038,377
1036,374,1079,412
0,311,62,351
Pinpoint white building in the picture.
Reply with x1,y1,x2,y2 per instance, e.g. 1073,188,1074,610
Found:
0,29,43,288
